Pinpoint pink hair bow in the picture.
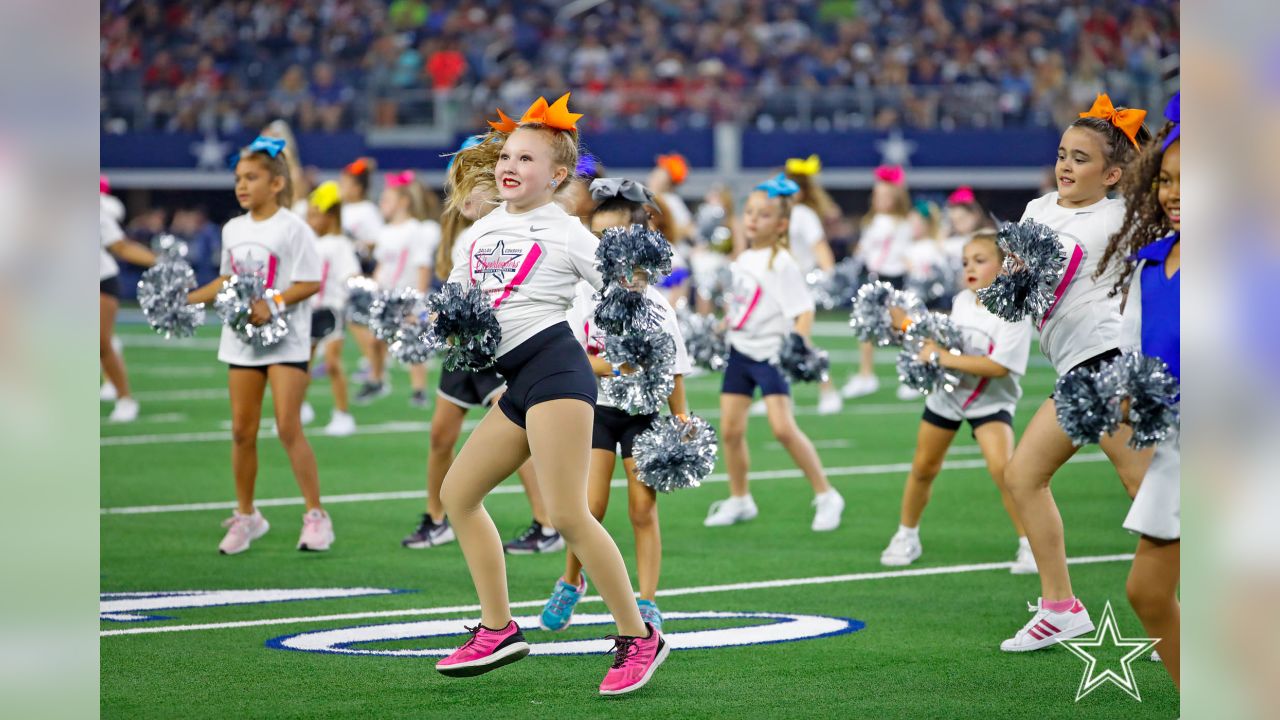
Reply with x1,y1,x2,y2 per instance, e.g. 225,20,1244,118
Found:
874,165,905,185
386,170,416,188
947,186,976,205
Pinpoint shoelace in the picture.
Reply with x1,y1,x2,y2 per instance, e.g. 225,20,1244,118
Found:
221,515,252,533
547,584,579,615
512,523,541,543
459,624,485,652
604,635,641,669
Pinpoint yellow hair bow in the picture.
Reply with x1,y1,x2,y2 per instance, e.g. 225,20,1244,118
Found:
310,181,341,213
785,154,821,176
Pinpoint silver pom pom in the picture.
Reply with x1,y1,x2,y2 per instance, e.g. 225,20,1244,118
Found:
633,414,719,493
593,285,660,336
596,224,673,285
429,282,501,371
214,273,290,348
896,312,965,394
382,291,437,364
344,276,382,326
807,256,864,310
775,332,830,383
369,287,424,342
694,264,734,302
976,220,1067,322
151,233,190,263
1117,352,1180,449
677,308,729,372
599,331,677,415
904,255,963,309
137,260,205,339
1054,351,1180,448
1054,360,1126,446
849,281,921,346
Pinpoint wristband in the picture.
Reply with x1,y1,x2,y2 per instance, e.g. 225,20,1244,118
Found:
612,364,622,377
900,317,913,334
270,291,285,310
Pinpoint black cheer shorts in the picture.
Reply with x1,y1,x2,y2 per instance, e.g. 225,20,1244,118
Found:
494,322,597,428
592,405,659,458
438,367,507,409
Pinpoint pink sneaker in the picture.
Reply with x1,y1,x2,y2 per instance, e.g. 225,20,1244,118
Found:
297,509,334,551
599,623,669,696
218,510,269,555
436,620,530,677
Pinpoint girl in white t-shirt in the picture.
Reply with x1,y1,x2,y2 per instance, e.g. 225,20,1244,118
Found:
539,181,692,635
185,136,333,556
355,172,437,406
879,233,1034,571
704,175,844,532
304,181,362,437
432,96,666,693
785,156,842,414
843,165,913,400
99,199,156,423
999,94,1154,653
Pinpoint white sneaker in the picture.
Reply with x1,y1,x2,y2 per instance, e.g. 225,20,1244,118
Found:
324,410,357,437
297,508,335,551
1151,650,1161,662
811,489,845,532
1010,541,1039,575
300,402,316,425
1000,598,1095,652
108,397,139,423
817,390,843,415
100,380,117,401
840,374,880,399
896,384,922,401
219,510,270,555
880,528,922,566
749,399,766,416
704,495,759,527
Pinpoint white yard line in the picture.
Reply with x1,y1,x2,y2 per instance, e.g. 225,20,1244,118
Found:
100,552,1132,637
102,453,1107,515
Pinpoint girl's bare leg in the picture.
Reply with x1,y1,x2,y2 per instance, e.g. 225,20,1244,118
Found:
625,457,661,601
898,421,958,527
764,394,831,494
1127,536,1180,687
563,448,617,587
973,421,1024,536
426,398,467,522
268,365,321,511
99,294,131,398
228,368,268,515
721,393,752,497
324,338,349,412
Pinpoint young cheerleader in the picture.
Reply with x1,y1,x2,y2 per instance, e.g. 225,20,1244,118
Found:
880,232,1035,573
402,159,561,555
185,136,334,555
942,186,997,262
100,198,156,423
703,175,844,531
842,165,914,400
355,171,437,406
539,179,692,634
1097,92,1180,685
304,181,362,436
999,94,1154,651
432,95,666,694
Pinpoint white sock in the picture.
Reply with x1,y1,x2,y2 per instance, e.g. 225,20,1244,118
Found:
899,524,919,538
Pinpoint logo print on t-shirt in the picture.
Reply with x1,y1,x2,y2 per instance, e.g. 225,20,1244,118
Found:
229,247,279,288
473,240,524,283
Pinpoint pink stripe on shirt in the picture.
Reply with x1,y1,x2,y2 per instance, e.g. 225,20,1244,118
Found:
961,340,996,410
492,243,543,308
1038,243,1084,330
733,286,763,330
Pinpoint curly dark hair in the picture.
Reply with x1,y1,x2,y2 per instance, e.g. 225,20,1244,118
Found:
1094,121,1177,296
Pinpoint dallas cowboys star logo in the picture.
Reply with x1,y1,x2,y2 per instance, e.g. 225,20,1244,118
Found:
875,129,917,167
473,240,524,283
1060,601,1160,702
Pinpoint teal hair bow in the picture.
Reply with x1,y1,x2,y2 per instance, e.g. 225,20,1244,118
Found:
755,173,800,198
247,136,287,158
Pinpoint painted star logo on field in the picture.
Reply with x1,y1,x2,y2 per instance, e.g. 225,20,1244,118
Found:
1060,601,1160,702
192,134,232,171
875,129,917,167
473,240,523,283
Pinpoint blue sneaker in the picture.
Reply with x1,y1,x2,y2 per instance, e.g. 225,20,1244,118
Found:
637,599,663,632
539,575,587,631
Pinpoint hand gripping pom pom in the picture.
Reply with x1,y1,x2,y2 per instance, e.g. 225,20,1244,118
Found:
677,308,729,372
849,281,922,346
214,273,290,348
137,260,205,339
344,276,382,326
429,282,501,371
896,312,966,395
1117,351,1180,449
775,332,830,383
599,332,677,415
369,287,424,342
807,256,864,310
633,414,720,493
976,220,1067,322
1054,360,1127,446
596,224,673,286
593,284,661,336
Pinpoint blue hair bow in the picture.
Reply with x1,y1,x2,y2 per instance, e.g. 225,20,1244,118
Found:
247,136,287,158
1161,92,1180,152
755,173,800,198
445,135,486,171
576,152,600,177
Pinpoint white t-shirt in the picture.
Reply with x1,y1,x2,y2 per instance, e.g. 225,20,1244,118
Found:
100,211,124,281
341,199,384,245
566,281,692,410
661,192,693,236
924,289,1033,421
290,198,309,218
100,193,125,224
857,214,912,277
373,221,432,291
788,203,825,273
1020,192,1126,374
448,201,604,358
312,234,362,311
217,208,323,365
726,247,815,361
906,239,948,281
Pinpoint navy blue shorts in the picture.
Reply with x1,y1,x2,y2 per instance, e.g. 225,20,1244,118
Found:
592,405,658,458
495,322,597,428
721,347,790,398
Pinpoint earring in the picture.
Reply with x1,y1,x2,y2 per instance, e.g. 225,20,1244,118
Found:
550,179,558,188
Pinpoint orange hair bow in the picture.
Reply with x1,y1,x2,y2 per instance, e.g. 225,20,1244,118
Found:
1079,93,1147,150
487,93,583,133
344,157,370,176
656,153,689,185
